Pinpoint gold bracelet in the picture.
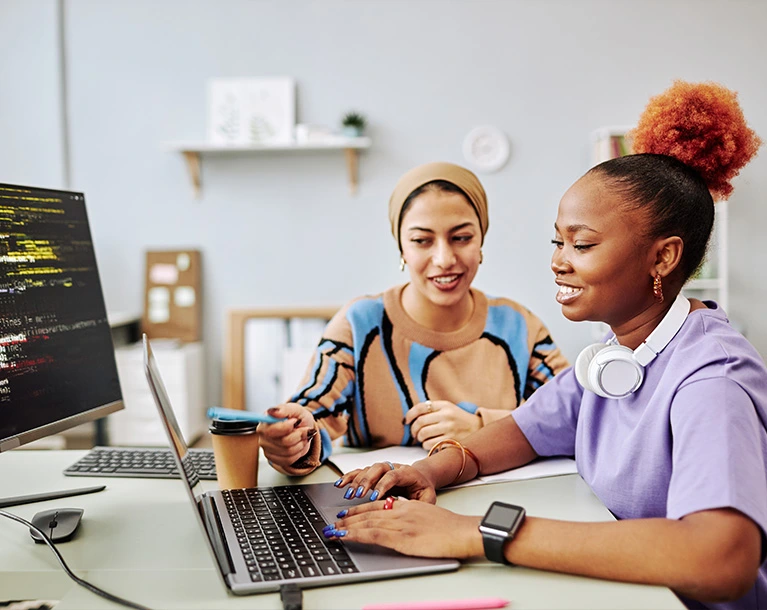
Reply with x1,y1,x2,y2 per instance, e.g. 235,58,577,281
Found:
427,439,467,486
463,446,482,476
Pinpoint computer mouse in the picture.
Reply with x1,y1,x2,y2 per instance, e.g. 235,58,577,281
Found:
29,507,84,543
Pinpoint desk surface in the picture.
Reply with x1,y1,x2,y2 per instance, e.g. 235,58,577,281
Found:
0,450,684,610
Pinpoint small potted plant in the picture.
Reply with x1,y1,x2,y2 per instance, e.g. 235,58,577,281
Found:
340,111,367,137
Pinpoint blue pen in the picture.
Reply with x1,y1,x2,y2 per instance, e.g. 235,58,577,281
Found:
206,406,286,424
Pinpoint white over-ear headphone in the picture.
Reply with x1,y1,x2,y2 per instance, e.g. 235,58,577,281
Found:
575,293,691,399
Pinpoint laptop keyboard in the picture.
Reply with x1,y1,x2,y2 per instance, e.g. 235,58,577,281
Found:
63,447,217,480
223,486,359,582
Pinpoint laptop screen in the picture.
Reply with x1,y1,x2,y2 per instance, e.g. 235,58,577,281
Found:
142,335,204,497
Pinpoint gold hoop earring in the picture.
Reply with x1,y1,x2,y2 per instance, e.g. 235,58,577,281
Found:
399,256,406,272
653,273,664,304
479,250,483,265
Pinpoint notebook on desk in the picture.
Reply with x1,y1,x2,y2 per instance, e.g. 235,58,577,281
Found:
328,447,578,487
142,335,459,595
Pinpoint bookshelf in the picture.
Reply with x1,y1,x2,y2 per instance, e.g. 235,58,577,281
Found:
164,136,372,198
589,126,729,338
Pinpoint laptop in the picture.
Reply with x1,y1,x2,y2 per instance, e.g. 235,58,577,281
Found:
142,335,460,594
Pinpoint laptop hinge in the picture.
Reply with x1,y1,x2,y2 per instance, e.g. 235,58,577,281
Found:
199,495,235,577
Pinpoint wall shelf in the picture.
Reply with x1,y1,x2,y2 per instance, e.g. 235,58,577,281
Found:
164,136,372,198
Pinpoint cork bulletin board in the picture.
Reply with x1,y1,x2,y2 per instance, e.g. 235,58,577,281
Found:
142,250,202,342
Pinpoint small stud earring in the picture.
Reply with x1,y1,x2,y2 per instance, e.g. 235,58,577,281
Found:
479,250,483,265
399,256,406,272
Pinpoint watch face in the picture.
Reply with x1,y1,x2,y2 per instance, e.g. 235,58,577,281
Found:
482,503,523,530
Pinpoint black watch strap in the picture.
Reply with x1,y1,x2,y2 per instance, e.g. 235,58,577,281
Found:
482,532,510,564
479,501,525,565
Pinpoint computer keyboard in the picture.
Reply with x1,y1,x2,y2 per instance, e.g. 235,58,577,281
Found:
224,486,358,581
63,446,217,480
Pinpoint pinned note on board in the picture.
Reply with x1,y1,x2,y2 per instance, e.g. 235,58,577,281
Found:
142,250,202,342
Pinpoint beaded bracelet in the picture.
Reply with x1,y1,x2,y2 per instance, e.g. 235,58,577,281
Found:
427,439,467,486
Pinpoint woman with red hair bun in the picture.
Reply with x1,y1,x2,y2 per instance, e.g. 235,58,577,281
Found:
330,81,765,610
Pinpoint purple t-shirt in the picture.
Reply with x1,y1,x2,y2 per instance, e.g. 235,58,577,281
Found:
512,303,767,610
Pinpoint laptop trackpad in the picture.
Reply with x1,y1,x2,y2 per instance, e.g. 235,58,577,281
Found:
304,483,451,570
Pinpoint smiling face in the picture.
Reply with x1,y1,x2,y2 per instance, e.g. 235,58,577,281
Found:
551,174,659,331
400,188,482,326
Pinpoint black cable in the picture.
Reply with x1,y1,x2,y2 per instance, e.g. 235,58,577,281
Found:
280,583,302,610
0,509,152,610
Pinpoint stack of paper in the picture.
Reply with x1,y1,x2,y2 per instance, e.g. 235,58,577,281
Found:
327,446,577,489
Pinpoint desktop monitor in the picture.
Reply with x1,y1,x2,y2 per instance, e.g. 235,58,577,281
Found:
0,183,123,452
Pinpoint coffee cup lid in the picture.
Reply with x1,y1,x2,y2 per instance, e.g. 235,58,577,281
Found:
209,418,258,435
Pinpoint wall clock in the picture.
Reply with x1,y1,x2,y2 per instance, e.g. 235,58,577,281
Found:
462,125,510,173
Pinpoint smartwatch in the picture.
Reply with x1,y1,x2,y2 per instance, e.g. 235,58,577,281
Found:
478,501,526,564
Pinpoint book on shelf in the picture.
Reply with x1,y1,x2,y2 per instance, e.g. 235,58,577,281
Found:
592,126,634,165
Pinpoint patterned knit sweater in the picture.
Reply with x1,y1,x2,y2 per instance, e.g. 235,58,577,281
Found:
282,285,569,475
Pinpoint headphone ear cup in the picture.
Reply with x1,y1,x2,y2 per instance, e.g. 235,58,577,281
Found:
592,346,644,398
575,343,609,394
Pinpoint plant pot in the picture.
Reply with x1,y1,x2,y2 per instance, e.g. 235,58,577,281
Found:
342,126,363,138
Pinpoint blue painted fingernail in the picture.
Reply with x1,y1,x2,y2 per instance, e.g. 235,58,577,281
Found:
370,490,379,501
355,486,364,498
322,524,334,532
323,529,336,538
334,478,344,487
336,509,348,518
335,530,347,537
344,487,354,499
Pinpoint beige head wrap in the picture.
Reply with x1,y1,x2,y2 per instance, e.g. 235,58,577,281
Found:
388,162,488,251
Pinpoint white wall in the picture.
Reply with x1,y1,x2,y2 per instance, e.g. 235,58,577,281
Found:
2,0,766,406
0,0,64,187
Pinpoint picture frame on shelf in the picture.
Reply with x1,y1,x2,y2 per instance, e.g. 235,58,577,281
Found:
208,77,296,146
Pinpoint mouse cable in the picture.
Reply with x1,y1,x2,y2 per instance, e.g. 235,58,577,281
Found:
280,583,302,610
0,509,152,610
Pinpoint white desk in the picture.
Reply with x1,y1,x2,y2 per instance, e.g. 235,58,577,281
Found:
0,451,684,610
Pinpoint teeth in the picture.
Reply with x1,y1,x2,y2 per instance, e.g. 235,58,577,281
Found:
434,275,458,284
558,285,580,295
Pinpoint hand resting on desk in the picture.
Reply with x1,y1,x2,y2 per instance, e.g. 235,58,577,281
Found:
404,400,483,451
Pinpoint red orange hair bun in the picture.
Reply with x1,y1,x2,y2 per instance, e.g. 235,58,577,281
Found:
630,80,761,200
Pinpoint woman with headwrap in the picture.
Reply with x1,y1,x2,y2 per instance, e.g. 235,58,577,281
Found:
258,162,568,476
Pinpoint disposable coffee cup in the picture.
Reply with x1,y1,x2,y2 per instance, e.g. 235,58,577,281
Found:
209,418,260,489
